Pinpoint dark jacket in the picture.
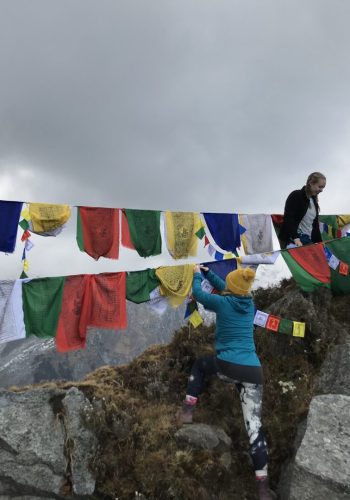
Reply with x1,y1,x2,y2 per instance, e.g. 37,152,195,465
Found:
279,186,322,247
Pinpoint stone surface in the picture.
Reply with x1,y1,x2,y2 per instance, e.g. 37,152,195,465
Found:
62,387,98,495
316,337,350,396
174,423,231,452
288,394,350,500
0,387,98,498
0,389,66,495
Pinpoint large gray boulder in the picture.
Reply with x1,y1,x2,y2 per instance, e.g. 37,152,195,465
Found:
287,394,350,500
0,387,97,498
315,337,350,396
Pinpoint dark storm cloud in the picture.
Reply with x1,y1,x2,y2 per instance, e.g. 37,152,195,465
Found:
1,0,350,213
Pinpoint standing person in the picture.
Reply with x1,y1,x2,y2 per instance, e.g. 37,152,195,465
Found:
279,172,326,248
178,265,276,500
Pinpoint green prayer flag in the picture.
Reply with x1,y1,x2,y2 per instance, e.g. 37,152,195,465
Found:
319,215,338,240
22,277,65,338
19,219,29,230
76,208,85,251
326,237,350,294
195,226,206,239
126,269,160,303
278,318,293,335
124,209,161,257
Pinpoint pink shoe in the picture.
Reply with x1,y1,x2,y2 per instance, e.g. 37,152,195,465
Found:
257,479,277,500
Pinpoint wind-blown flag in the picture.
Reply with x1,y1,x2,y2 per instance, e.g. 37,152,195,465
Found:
77,207,120,260
124,209,161,257
0,201,23,253
282,243,331,292
282,237,350,294
325,237,350,294
203,213,240,252
1,272,127,351
22,277,66,338
203,258,237,280
29,203,71,236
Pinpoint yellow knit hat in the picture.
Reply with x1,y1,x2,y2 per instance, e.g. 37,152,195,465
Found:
225,267,256,296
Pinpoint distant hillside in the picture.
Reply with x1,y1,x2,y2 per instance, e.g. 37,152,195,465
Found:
0,301,186,388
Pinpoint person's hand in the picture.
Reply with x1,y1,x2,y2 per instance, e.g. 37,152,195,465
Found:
193,265,201,274
294,238,303,247
200,265,209,272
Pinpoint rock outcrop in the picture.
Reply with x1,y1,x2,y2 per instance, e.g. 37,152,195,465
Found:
0,387,97,498
280,335,350,499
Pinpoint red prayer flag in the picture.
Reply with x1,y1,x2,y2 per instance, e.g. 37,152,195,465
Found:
55,275,89,352
339,261,349,276
79,207,120,259
21,230,31,241
288,244,331,284
266,315,281,332
56,272,127,353
121,210,135,250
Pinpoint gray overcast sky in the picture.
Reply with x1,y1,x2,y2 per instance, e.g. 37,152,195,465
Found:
0,0,350,281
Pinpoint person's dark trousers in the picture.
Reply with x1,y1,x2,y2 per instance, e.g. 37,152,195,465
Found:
186,355,218,397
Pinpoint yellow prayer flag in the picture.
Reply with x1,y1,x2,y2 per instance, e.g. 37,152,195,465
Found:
164,211,202,259
155,265,193,307
23,259,29,272
29,203,71,233
224,252,234,260
188,310,203,328
337,215,350,228
21,207,31,221
293,321,305,338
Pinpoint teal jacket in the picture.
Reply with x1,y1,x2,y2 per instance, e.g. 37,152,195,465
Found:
192,271,260,367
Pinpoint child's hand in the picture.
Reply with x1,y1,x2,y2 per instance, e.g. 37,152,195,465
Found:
200,265,209,272
193,265,201,274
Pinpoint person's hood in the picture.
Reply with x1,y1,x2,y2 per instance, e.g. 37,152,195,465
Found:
227,294,253,313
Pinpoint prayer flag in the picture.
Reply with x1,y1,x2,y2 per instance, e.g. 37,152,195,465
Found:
214,251,224,261
293,322,305,338
0,201,23,253
339,262,349,276
124,209,161,257
77,206,120,260
254,310,269,328
278,318,293,335
126,269,159,304
156,265,193,307
21,230,31,242
328,254,340,270
19,219,29,230
325,237,350,294
184,299,198,319
22,277,65,338
195,226,206,239
203,213,240,252
282,244,331,293
188,309,203,328
29,203,71,235
266,315,280,332
203,258,237,280
208,244,215,256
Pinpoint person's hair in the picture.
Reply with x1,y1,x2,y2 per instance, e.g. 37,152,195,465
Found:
305,172,326,198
